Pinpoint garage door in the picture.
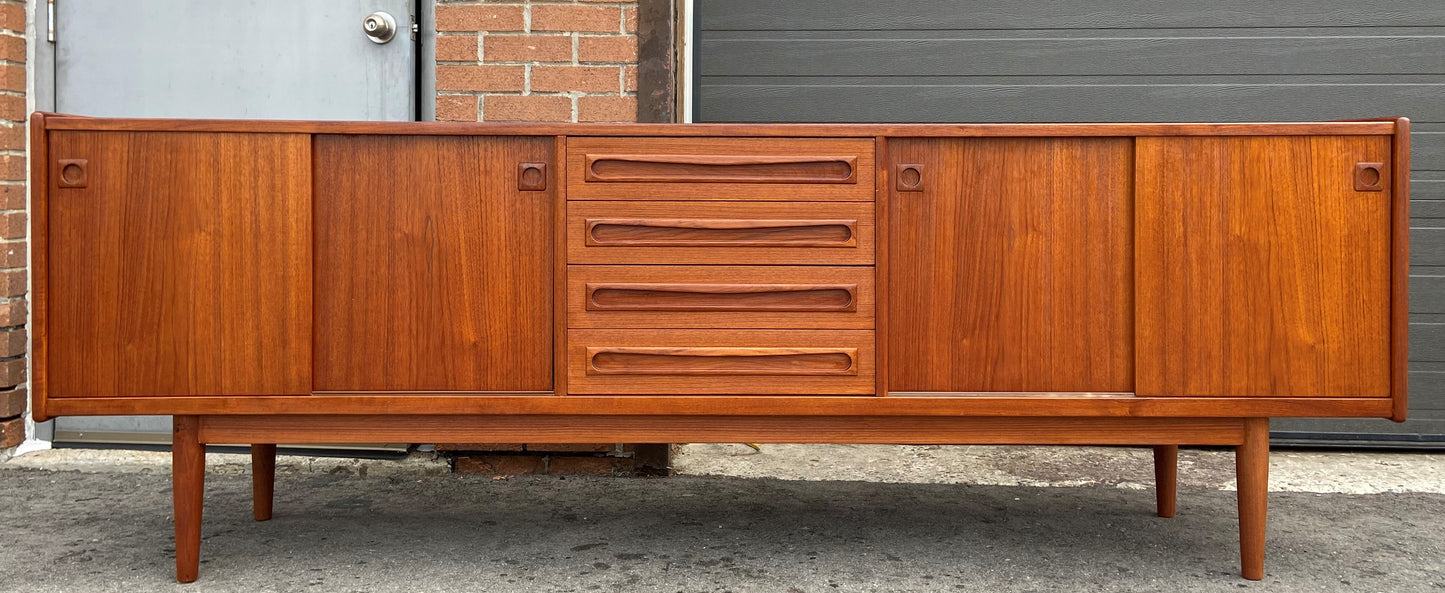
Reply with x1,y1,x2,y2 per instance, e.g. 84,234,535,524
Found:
694,0,1445,447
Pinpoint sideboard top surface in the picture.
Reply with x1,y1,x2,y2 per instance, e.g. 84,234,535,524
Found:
36,113,1402,137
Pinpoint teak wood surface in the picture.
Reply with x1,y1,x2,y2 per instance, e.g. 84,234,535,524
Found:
45,131,312,398
29,115,1409,584
567,200,875,265
1135,136,1392,398
313,135,554,392
569,265,875,329
887,137,1135,392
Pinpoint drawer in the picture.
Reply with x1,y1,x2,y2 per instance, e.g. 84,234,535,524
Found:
569,265,874,329
568,201,875,265
567,137,875,201
568,329,875,395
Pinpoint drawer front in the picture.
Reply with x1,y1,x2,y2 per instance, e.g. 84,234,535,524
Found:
570,265,874,329
568,329,875,395
568,201,875,265
567,137,875,201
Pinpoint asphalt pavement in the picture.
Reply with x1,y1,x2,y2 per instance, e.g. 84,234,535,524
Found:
1,444,1441,592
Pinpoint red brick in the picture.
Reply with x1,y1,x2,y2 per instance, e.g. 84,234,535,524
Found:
0,154,22,180
531,66,620,93
0,211,21,239
436,65,525,92
0,35,22,63
435,35,479,62
0,95,21,122
483,95,571,122
578,35,636,63
578,95,636,122
436,5,524,32
0,357,24,389
454,454,543,475
484,34,572,63
434,443,524,452
0,268,25,296
525,443,614,453
0,299,24,326
435,94,479,122
0,64,20,92
0,416,23,448
0,123,21,150
532,5,621,33
0,387,23,418
0,4,21,33
0,240,22,268
624,6,637,33
624,65,638,92
0,327,22,358
0,184,20,210
547,456,634,475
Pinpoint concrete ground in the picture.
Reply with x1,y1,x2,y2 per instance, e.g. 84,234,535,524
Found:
1,444,1442,592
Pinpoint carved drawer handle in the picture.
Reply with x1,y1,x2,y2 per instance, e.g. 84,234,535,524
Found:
1355,162,1385,192
58,159,88,188
586,347,858,376
517,162,547,191
896,163,924,192
586,218,858,248
586,283,858,312
585,154,858,184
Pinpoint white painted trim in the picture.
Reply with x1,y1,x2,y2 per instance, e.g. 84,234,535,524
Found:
20,0,49,452
680,0,694,123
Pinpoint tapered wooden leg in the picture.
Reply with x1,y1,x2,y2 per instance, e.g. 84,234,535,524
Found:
252,444,277,522
1152,445,1178,518
172,416,205,584
1236,418,1270,581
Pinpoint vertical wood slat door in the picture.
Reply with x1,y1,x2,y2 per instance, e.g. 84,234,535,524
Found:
314,135,554,392
46,131,313,397
888,138,1134,393
1136,136,1392,397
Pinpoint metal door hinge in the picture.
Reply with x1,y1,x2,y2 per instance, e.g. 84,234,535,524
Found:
47,0,55,43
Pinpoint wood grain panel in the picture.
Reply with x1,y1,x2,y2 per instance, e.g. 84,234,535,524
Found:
1135,136,1392,397
567,137,874,201
568,329,874,395
48,393,1395,420
46,131,312,397
587,347,857,375
1391,119,1411,421
314,135,553,391
196,414,1248,446
40,115,1400,137
568,265,874,328
569,201,874,264
888,137,1134,392
585,154,858,183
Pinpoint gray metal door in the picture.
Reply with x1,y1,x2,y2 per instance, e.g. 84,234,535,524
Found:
49,0,418,444
694,0,1445,447
55,0,416,119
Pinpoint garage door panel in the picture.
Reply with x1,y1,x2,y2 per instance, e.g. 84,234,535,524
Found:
700,0,1445,30
704,35,1445,77
698,0,1445,442
699,84,1445,123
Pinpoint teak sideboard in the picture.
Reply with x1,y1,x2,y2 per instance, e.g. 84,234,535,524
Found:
28,113,1410,583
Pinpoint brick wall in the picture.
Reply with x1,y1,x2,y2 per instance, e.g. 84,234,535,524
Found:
0,0,25,455
435,0,638,123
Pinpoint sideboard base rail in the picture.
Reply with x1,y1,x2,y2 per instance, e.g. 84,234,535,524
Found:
170,415,1270,583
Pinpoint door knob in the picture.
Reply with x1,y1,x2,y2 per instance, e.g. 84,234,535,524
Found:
362,12,397,44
